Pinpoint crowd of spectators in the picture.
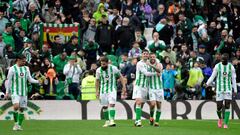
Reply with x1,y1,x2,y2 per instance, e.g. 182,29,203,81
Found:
0,0,240,100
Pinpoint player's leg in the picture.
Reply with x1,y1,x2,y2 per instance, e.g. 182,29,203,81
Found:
108,91,117,127
11,95,20,131
216,101,223,128
108,104,116,126
149,101,155,125
17,96,28,130
149,90,156,125
100,94,110,127
154,101,162,127
135,98,143,127
223,99,231,128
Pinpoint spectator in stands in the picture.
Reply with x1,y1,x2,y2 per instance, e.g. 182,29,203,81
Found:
197,44,212,67
63,55,82,100
2,24,15,51
83,39,99,69
128,41,142,59
187,61,204,100
0,33,6,58
0,8,9,34
153,4,166,25
187,25,200,51
172,84,187,100
134,28,147,50
95,15,114,55
39,44,52,61
148,32,166,54
154,18,174,45
93,3,108,24
24,2,45,23
177,44,190,62
46,29,64,57
83,18,97,42
162,63,177,100
177,13,193,42
161,46,176,65
115,17,135,55
65,35,81,56
53,51,68,81
174,29,185,51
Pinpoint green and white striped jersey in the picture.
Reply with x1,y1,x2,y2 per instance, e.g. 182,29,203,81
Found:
96,65,120,94
6,64,39,96
149,62,163,90
206,62,237,93
135,60,155,88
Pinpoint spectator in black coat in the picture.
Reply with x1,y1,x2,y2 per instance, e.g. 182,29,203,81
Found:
95,15,114,55
46,29,65,57
115,17,135,55
153,4,166,25
65,35,81,56
153,18,174,45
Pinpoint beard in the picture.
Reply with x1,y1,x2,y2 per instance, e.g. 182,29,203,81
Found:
102,66,108,70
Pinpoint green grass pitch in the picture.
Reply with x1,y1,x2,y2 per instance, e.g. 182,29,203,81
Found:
0,120,240,135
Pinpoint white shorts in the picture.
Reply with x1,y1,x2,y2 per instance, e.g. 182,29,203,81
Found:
11,95,28,108
149,89,164,102
132,86,148,102
216,92,232,101
100,91,116,106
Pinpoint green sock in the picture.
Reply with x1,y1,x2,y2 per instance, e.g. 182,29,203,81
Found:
217,110,222,119
135,106,142,121
224,109,230,125
109,107,116,120
13,111,18,123
155,110,161,122
18,113,24,126
103,109,109,120
150,109,154,118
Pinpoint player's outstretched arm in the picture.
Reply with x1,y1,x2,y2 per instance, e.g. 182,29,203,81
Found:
206,66,217,87
26,67,40,84
231,65,237,93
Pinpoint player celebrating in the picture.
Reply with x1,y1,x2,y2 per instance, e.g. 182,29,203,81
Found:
95,56,126,127
148,53,163,127
5,55,41,131
133,50,160,127
206,53,237,129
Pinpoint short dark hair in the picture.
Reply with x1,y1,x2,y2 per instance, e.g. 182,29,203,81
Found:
142,49,149,53
88,70,94,75
100,56,109,63
54,35,60,40
222,53,229,60
16,54,26,60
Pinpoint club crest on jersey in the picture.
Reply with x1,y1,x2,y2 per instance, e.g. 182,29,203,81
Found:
20,72,25,78
105,75,109,80
223,72,228,77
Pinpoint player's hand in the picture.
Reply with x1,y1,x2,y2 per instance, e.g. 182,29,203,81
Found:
233,92,237,98
4,93,9,100
96,92,99,99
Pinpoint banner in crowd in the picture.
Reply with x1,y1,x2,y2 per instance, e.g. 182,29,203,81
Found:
0,100,240,120
40,23,80,46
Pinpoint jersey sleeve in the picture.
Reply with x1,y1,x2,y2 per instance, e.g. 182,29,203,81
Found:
6,67,14,94
26,67,39,84
206,64,218,86
96,68,100,80
231,65,237,93
112,66,121,78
